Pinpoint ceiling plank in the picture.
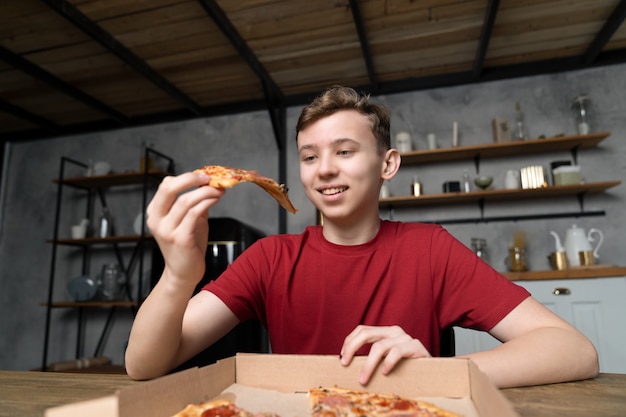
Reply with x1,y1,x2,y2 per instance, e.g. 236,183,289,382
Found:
5,45,625,144
583,0,626,64
196,0,281,99
0,45,128,125
0,99,61,132
41,0,204,116
349,0,378,92
473,0,500,78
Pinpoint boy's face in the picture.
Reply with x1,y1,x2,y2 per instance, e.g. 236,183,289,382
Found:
297,109,391,222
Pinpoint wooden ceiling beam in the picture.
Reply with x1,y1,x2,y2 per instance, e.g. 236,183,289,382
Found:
473,0,500,78
583,0,626,64
196,0,281,100
196,0,286,152
42,0,204,117
196,0,288,232
349,0,378,93
0,45,128,125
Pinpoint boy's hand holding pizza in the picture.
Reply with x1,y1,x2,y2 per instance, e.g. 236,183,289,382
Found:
146,172,225,290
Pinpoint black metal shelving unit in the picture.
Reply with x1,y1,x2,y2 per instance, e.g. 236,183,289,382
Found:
41,148,174,371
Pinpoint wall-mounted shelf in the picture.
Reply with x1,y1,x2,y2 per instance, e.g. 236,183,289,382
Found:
380,181,621,208
385,132,619,223
48,235,154,246
53,170,170,188
504,265,626,281
399,132,610,167
43,301,138,308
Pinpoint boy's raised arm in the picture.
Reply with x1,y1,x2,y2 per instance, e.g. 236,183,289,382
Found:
125,172,237,380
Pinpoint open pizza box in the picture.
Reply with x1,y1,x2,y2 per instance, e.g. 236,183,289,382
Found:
45,353,520,417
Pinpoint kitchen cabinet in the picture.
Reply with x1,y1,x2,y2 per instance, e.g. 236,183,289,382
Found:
41,149,174,370
453,275,626,373
380,132,621,223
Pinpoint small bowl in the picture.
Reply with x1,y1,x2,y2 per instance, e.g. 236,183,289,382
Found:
474,176,493,189
93,161,111,176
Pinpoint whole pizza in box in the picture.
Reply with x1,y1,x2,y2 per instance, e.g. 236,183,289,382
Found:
171,386,461,417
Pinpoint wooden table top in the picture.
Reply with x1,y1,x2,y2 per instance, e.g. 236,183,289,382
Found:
502,373,626,417
1,370,624,417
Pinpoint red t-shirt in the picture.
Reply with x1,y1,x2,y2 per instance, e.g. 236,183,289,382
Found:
204,221,529,356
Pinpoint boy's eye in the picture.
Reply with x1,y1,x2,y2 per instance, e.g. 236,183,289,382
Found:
338,149,353,156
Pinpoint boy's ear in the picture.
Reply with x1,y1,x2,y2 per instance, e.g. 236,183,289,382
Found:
381,149,401,180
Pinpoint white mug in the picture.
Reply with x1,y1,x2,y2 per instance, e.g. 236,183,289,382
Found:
395,131,412,152
427,133,437,150
505,170,520,189
380,184,390,198
71,224,87,239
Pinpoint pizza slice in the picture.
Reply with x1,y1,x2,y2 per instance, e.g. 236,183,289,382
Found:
194,165,298,214
309,386,461,417
171,399,280,417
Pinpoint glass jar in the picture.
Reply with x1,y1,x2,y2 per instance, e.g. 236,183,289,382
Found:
97,264,125,301
395,131,412,152
471,238,489,263
506,246,528,272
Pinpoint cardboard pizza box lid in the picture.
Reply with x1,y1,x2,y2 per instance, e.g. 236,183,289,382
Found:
45,354,519,417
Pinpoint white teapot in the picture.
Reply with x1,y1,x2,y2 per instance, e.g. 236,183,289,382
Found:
561,224,604,267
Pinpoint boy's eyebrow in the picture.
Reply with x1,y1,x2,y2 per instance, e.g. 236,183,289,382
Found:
298,143,316,153
298,137,360,153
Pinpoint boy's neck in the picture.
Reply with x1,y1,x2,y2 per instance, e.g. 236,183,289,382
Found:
322,215,381,246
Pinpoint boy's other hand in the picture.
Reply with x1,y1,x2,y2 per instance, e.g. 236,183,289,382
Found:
340,325,431,385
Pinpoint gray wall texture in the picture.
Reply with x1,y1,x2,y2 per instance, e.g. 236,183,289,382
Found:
1,63,624,371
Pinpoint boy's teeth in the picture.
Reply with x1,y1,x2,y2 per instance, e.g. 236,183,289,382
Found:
321,187,345,195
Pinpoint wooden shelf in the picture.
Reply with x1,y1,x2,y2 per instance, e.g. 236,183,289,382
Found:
398,132,610,165
48,235,154,246
53,169,171,188
42,301,138,308
379,181,621,208
504,265,626,281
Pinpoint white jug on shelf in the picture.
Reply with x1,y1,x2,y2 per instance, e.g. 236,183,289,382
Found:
562,224,604,267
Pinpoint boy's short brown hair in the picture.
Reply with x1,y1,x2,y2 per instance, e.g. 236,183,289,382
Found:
296,85,391,154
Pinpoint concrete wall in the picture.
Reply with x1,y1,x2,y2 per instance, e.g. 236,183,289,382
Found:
1,63,624,371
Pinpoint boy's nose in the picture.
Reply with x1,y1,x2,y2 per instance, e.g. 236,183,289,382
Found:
318,156,338,176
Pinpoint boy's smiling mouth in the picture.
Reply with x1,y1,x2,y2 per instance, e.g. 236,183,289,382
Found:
318,186,348,195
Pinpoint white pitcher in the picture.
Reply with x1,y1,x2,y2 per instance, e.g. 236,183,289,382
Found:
563,224,604,267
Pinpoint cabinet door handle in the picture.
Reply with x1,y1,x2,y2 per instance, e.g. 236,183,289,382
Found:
552,287,571,295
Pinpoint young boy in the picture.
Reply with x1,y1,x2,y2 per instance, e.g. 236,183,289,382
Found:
125,85,598,387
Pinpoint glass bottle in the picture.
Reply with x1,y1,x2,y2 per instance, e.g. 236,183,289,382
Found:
98,207,113,238
572,95,591,135
471,238,489,263
513,102,527,140
411,175,422,196
462,170,471,193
